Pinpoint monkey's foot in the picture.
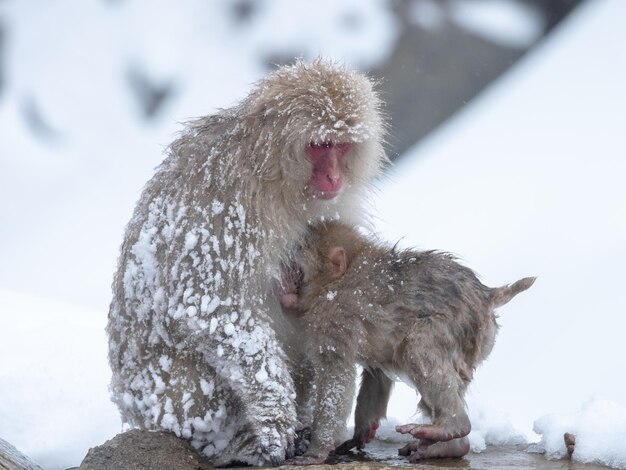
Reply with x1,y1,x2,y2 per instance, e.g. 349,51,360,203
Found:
335,420,380,454
234,442,286,467
362,419,379,445
231,427,293,466
398,437,469,461
265,445,288,467
335,438,358,454
396,422,470,442
294,427,312,456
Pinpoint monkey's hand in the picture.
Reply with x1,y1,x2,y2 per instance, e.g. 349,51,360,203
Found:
277,264,303,309
264,417,298,466
335,419,379,454
231,419,295,467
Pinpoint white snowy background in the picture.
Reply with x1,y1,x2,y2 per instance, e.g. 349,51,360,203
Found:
0,0,625,469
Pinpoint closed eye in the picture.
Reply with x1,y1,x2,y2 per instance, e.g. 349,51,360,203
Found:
309,141,332,149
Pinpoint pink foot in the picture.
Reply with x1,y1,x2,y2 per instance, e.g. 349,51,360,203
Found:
398,437,470,461
396,422,469,441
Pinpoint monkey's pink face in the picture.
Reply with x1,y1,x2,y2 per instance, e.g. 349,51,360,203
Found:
307,141,352,200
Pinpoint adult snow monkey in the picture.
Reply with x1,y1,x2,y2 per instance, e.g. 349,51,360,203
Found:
107,60,388,466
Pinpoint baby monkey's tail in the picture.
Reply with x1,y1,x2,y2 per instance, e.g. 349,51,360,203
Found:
490,277,536,308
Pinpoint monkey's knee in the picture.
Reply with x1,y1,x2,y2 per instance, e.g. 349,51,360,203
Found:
415,380,470,439
417,398,432,418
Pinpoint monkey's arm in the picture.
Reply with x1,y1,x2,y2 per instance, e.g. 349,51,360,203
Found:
194,304,298,465
336,367,394,454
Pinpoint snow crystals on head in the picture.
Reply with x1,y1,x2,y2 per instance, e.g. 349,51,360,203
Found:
254,59,384,145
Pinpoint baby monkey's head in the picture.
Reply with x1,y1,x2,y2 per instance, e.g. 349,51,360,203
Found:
279,222,366,312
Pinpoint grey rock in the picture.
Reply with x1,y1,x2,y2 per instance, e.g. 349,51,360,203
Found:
78,429,212,470
0,437,44,470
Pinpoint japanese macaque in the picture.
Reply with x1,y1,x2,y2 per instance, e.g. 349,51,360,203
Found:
282,222,535,463
106,60,387,466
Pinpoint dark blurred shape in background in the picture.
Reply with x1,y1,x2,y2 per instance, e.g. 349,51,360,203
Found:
0,20,5,97
0,0,584,160
373,0,584,158
126,65,177,120
231,0,257,24
21,95,63,143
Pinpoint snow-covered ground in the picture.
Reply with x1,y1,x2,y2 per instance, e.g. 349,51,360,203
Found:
0,290,118,469
1,0,625,469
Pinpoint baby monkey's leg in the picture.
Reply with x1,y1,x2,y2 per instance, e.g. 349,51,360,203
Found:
397,397,470,460
335,368,394,454
396,332,471,457
396,368,470,441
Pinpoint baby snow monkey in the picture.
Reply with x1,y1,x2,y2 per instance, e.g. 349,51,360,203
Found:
280,222,534,463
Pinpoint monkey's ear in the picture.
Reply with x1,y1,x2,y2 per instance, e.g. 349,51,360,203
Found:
328,247,347,278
